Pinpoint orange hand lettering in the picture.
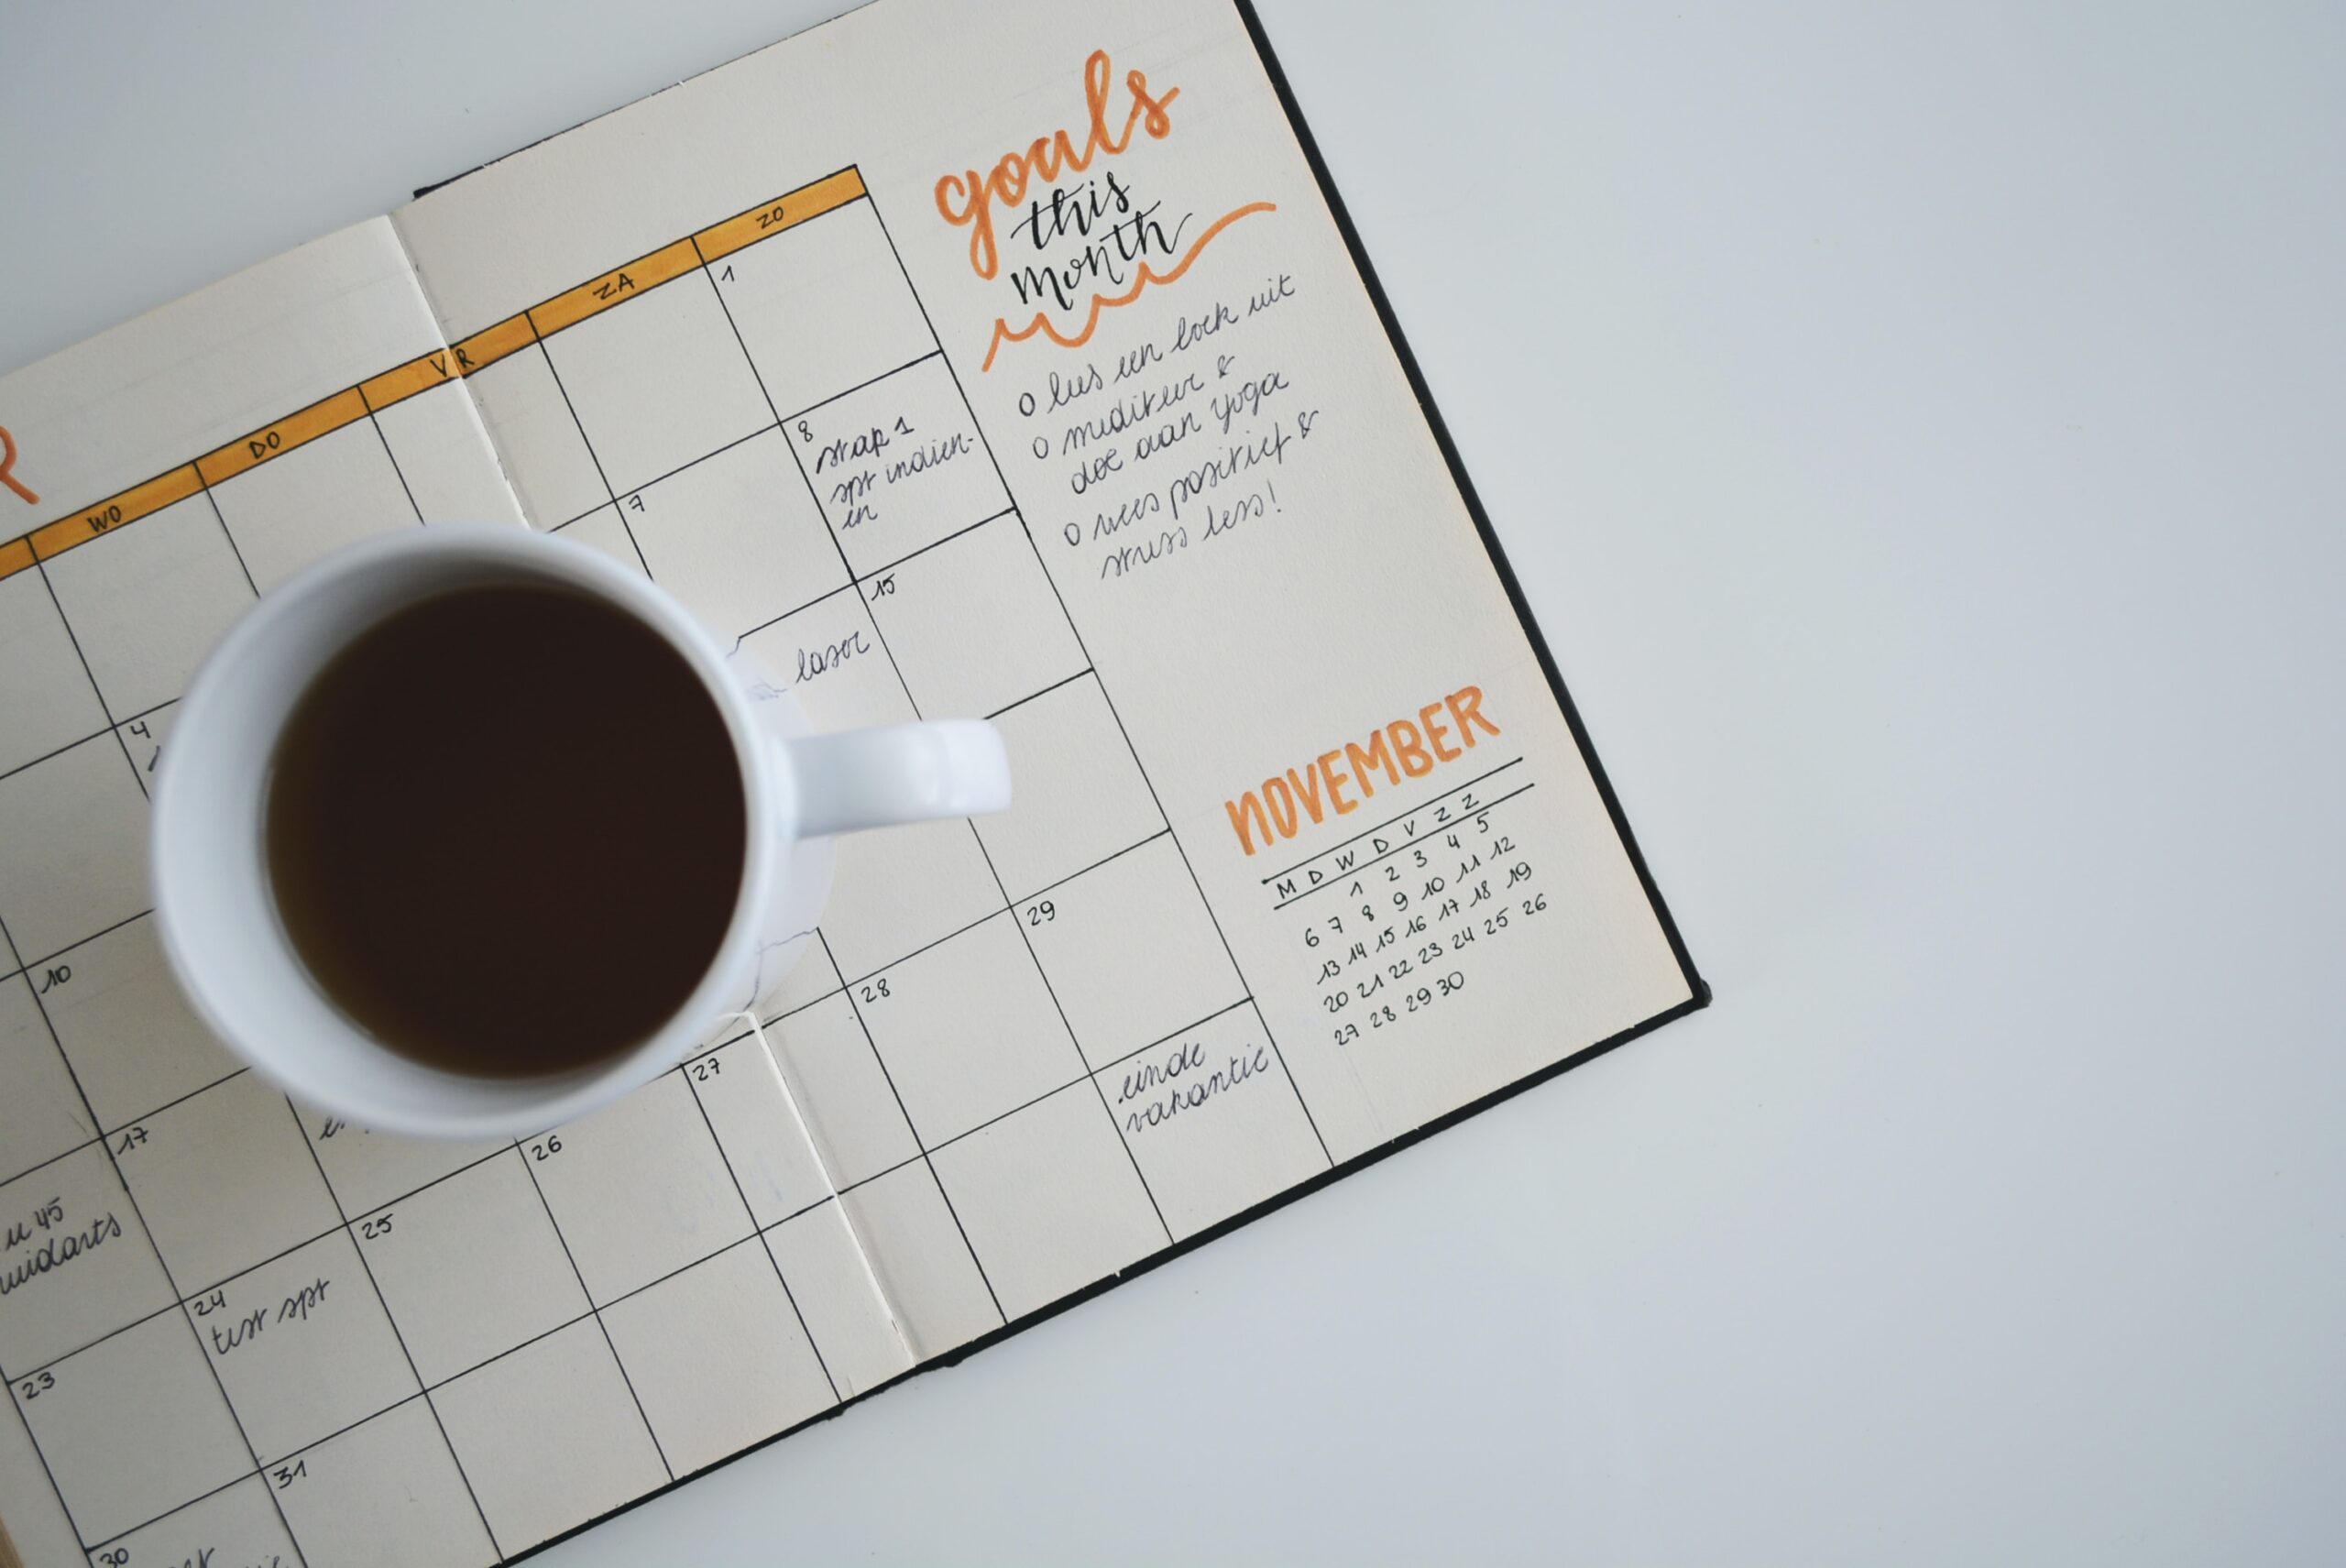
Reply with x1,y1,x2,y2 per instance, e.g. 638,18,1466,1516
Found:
936,49,1180,282
0,426,38,506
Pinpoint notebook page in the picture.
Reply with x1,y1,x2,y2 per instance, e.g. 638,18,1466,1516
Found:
0,217,532,1563
0,1,1702,1560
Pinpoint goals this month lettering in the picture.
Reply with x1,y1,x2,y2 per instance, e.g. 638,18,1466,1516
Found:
1224,685,1502,856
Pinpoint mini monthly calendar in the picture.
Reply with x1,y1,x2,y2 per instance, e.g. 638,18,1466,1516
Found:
0,1,1705,1561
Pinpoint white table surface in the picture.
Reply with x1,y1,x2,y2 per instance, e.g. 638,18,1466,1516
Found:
6,3,2341,1562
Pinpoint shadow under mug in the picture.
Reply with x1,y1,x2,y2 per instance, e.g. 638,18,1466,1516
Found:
150,525,1010,1140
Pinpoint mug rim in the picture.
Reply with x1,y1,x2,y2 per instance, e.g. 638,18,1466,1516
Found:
150,524,786,1138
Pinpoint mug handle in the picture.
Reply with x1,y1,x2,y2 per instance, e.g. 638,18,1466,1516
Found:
785,720,1012,838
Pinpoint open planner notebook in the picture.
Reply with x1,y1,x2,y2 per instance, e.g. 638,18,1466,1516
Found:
0,1,1705,1561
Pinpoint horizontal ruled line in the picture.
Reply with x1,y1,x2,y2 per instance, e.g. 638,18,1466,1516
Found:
1271,782,1538,910
778,348,940,424
982,665,1089,721
0,697,178,789
82,1457,258,1553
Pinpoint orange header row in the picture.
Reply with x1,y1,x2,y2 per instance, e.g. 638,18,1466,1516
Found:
1,168,868,581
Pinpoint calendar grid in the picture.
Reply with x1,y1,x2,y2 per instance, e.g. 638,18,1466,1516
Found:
0,919,111,1561
531,337,655,578
86,1469,248,1556
504,1136,676,1484
272,1096,502,1557
29,565,151,804
50,1167,913,1558
674,1061,846,1406
2,958,909,1234
547,417,765,538
577,220,1023,1331
7,908,159,983
70,1206,818,1554
866,193,1338,1170
364,409,431,530
692,212,1041,1324
982,667,1094,721
0,0,1717,1532
536,347,953,536
198,488,263,601
5,1389,85,1563
729,184,1265,1265
813,996,1266,1198
0,899,314,1563
963,819,1177,1244
563,502,1034,660
64,1160,927,1562
3,965,1279,1401
0,697,181,795
824,828,1172,992
696,237,928,713
660,992,1269,1236
83,1387,435,1555
817,928,1009,1326
4,161,1345,1563
0,166,871,581
38,1193,836,1463
1271,783,1537,910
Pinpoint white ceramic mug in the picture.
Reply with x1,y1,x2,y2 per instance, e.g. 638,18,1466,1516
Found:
151,525,1009,1139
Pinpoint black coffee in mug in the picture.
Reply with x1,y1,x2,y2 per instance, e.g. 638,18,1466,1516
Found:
265,584,746,1077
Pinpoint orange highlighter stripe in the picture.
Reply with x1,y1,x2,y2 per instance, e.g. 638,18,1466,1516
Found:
696,169,867,264
196,389,371,487
360,349,461,412
29,465,204,562
531,239,702,337
453,313,536,375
